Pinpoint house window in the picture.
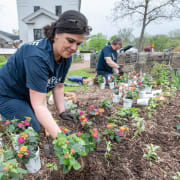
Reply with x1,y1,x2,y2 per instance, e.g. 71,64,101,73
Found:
34,6,40,12
55,6,62,16
33,29,43,40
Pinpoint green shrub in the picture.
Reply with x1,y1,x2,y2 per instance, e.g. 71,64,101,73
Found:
0,55,7,63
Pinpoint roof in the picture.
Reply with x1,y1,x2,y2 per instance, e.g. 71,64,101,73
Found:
23,8,58,24
0,31,19,41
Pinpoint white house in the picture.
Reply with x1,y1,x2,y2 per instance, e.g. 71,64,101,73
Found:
16,0,81,43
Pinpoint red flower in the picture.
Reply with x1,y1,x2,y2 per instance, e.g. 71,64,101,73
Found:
76,132,82,136
24,120,30,126
138,82,142,85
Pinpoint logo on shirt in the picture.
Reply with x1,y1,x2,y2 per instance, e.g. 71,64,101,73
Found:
112,53,116,60
47,76,62,90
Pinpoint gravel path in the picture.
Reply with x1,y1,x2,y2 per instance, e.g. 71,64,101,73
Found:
70,60,90,70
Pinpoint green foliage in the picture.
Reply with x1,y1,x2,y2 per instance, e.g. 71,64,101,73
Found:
0,148,27,180
171,70,180,90
99,98,113,109
46,163,58,172
104,140,112,166
97,75,105,85
117,28,135,46
53,130,100,174
0,56,7,63
172,172,180,180
132,117,145,136
88,33,108,51
143,144,159,166
0,56,7,67
151,62,170,87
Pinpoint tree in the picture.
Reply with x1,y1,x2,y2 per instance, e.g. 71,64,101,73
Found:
112,0,180,51
88,33,108,51
117,28,135,46
168,29,180,39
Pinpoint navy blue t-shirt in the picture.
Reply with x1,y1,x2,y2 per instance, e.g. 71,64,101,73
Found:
0,38,72,101
96,45,118,74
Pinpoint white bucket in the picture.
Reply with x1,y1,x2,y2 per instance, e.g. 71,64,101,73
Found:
100,83,105,90
64,99,73,110
109,82,115,89
145,85,152,93
152,89,162,96
123,98,133,108
113,94,121,103
137,98,150,106
87,81,94,86
25,147,41,173
139,91,146,99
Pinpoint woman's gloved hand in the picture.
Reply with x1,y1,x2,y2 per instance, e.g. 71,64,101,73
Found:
59,112,76,121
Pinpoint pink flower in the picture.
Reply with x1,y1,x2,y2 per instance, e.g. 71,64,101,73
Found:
89,105,96,110
5,120,11,125
76,132,82,136
138,82,142,85
92,132,99,140
18,123,24,128
25,149,30,157
24,120,30,126
18,136,25,144
79,111,84,115
118,132,124,137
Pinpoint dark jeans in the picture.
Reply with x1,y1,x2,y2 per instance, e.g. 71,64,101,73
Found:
97,71,112,85
0,96,40,133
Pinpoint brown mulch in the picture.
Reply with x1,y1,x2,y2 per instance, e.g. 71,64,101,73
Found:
1,86,180,180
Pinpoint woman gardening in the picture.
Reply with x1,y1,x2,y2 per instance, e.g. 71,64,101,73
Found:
0,10,92,139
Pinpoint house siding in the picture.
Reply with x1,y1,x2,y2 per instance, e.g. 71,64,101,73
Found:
16,0,80,43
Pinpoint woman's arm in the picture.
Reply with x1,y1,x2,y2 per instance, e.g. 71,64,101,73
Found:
29,89,61,139
53,83,65,114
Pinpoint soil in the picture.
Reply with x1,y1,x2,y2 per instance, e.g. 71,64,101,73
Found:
1,85,180,180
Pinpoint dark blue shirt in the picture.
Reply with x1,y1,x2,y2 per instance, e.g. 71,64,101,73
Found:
0,38,72,101
96,45,118,74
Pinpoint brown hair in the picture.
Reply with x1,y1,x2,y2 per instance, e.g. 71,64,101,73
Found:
43,10,91,43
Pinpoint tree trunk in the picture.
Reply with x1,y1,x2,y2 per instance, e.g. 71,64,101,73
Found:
138,0,149,52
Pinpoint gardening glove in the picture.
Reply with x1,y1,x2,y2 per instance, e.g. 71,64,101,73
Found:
59,112,76,121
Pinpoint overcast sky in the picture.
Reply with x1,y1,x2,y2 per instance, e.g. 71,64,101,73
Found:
0,0,180,39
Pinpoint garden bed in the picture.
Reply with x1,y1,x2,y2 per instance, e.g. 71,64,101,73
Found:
1,86,180,180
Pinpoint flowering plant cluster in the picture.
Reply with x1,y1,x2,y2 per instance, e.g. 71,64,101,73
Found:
4,117,31,134
122,87,137,99
97,75,105,85
15,128,39,163
88,105,104,116
143,74,154,86
113,86,120,95
108,75,115,83
60,126,69,134
0,148,27,179
104,123,129,142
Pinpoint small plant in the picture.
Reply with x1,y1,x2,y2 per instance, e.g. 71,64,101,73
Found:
172,172,180,180
46,163,58,172
97,75,105,85
171,70,180,90
99,98,113,109
104,140,112,167
53,132,87,174
53,130,100,174
0,147,27,179
88,105,104,116
113,86,120,95
143,74,154,86
104,124,129,142
4,117,31,134
16,128,39,164
143,144,159,166
108,75,115,83
132,117,145,136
